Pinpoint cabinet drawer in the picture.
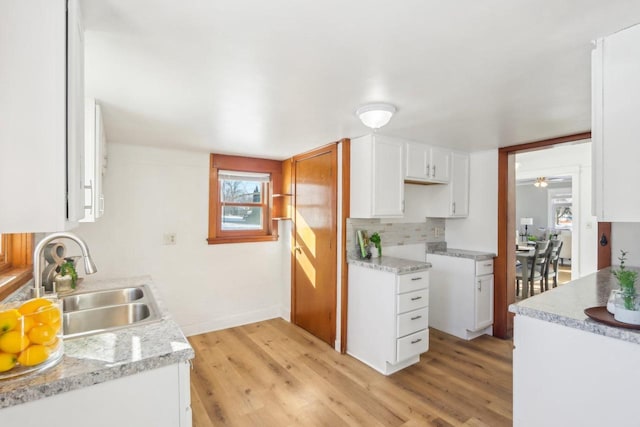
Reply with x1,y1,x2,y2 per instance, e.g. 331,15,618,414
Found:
397,307,429,337
476,259,494,276
397,271,429,294
397,288,429,314
396,329,429,361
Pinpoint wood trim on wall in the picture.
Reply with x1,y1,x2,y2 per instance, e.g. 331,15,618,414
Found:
340,138,350,354
495,131,591,339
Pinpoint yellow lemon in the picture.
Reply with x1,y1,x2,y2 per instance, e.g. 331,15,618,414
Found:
0,331,30,354
15,316,35,334
0,309,20,333
0,352,17,372
46,337,60,351
18,298,52,315
35,305,61,326
17,345,49,366
28,324,56,345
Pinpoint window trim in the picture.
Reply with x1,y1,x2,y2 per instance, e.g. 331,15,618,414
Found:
208,154,283,245
0,234,10,274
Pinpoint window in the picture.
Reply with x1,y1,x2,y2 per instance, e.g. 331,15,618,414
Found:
208,154,283,244
548,188,573,230
0,233,34,300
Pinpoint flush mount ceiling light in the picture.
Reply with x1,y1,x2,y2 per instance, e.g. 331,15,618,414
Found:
534,177,548,188
355,103,396,129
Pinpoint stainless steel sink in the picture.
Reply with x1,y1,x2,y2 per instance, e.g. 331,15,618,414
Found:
60,285,161,339
63,286,144,312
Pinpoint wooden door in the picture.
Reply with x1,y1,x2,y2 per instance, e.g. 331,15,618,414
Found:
292,144,337,346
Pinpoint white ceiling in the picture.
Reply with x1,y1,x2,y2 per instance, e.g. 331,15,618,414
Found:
80,0,640,159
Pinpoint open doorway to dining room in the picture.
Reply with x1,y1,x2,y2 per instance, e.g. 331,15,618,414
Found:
494,132,609,338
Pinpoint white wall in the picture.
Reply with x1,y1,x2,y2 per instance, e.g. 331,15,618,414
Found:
75,144,288,336
611,223,640,267
445,149,498,254
516,141,597,278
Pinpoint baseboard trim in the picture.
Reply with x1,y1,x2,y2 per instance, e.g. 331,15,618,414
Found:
180,305,282,336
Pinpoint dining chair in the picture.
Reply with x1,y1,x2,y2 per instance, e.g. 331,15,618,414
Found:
516,240,550,297
545,240,564,289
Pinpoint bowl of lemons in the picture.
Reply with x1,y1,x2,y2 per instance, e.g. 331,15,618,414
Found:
0,297,64,379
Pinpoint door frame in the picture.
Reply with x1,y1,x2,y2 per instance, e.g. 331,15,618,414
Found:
494,131,591,338
290,142,339,346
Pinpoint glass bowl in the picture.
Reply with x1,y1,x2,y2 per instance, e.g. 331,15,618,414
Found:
0,297,64,380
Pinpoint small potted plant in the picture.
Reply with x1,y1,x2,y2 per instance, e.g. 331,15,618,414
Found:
612,250,640,324
369,232,382,258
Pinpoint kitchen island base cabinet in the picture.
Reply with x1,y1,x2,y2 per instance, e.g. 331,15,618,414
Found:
0,362,192,426
347,265,429,375
513,315,640,426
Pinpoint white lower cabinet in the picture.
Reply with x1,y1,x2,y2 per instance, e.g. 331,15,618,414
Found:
347,265,429,375
513,315,640,426
0,362,192,426
427,255,494,340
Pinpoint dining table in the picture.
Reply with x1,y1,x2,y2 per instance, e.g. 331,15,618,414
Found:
516,247,535,298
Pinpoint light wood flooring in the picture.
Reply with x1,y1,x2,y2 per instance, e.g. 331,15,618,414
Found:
188,319,513,426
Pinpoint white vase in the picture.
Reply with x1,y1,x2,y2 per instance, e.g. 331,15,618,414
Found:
614,307,640,325
614,291,640,324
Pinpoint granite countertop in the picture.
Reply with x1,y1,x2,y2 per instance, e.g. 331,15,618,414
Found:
0,276,194,409
510,267,640,345
348,256,431,274
427,248,496,261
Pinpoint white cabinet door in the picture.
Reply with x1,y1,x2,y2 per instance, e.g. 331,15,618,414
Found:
404,142,449,183
350,134,404,218
592,24,640,221
450,152,470,217
0,363,192,427
429,146,450,183
473,274,494,331
405,142,429,181
423,151,470,218
372,136,405,216
81,99,107,222
0,0,84,232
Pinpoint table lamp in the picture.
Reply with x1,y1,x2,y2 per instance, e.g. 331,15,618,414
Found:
520,218,533,237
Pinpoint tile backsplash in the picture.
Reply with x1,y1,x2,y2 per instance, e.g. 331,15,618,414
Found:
346,218,445,258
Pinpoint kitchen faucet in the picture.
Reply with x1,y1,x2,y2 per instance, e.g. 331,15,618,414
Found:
32,232,97,298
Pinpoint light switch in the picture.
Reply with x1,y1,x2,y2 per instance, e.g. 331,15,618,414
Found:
163,233,177,245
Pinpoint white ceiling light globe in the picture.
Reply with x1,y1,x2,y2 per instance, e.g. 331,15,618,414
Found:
355,103,397,129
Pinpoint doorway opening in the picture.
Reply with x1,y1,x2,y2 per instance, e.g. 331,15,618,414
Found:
494,131,608,338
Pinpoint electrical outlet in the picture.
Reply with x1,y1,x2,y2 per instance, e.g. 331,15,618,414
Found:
163,233,177,245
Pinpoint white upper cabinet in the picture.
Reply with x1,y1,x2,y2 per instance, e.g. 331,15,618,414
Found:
350,134,405,218
81,99,107,223
0,0,85,232
404,142,449,184
592,23,640,221
423,151,470,218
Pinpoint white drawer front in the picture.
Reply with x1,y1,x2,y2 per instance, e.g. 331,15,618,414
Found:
397,271,429,294
396,329,429,361
476,259,494,276
397,307,429,337
397,288,429,314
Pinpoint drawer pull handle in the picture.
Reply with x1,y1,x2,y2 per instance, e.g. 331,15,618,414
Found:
411,338,422,344
483,263,492,267
410,296,422,301
411,277,423,281
411,315,422,320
